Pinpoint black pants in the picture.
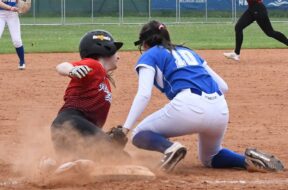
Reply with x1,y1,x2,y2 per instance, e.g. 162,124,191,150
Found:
51,109,114,161
235,3,288,55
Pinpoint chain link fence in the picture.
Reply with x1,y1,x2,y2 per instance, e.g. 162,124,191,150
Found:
20,0,288,25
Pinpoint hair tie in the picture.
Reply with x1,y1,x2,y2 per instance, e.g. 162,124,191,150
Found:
158,24,165,30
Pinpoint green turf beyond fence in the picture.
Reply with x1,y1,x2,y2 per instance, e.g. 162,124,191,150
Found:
0,23,288,54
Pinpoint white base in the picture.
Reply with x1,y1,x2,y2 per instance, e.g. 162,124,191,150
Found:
40,160,155,186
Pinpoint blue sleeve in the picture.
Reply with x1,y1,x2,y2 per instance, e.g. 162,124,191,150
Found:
2,0,17,7
135,48,158,73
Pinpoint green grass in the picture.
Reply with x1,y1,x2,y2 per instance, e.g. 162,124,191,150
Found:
1,19,288,53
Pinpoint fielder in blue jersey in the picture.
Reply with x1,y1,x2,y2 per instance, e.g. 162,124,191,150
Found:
0,0,26,70
121,20,284,173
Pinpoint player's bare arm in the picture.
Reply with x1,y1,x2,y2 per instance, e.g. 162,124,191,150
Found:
0,1,18,11
56,62,92,79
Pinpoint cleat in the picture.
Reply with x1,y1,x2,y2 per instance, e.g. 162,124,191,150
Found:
39,157,58,175
223,52,240,61
55,159,95,176
42,160,95,186
18,63,26,70
245,148,284,172
160,142,187,172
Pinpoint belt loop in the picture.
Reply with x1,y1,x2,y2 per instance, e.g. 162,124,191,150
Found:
190,88,222,96
217,90,223,96
190,88,202,96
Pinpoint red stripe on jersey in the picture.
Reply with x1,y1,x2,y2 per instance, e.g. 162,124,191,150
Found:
60,58,112,127
247,0,263,6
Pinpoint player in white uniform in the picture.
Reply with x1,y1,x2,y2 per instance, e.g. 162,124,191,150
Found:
0,0,26,70
121,20,284,172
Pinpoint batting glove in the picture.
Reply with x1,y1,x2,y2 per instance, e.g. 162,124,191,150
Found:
69,65,92,79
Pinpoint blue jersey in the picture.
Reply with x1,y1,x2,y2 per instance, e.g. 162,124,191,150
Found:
0,0,17,10
136,46,220,100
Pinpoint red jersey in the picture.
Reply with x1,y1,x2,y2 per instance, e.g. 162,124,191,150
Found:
247,0,263,6
60,58,112,127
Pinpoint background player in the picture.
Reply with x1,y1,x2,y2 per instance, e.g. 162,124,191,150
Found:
51,30,127,162
224,0,288,61
0,0,26,69
121,20,284,172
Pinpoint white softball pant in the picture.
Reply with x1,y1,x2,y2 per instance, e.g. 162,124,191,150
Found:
0,10,23,48
132,89,229,166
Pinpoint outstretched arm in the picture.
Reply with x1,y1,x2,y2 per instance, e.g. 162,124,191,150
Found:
122,67,155,133
204,64,229,94
56,62,92,79
56,62,74,76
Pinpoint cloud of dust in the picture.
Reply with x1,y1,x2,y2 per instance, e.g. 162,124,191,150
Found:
10,124,55,180
0,115,161,186
4,121,130,175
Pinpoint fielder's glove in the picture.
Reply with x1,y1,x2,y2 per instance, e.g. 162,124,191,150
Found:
69,65,92,79
107,125,128,149
17,0,31,14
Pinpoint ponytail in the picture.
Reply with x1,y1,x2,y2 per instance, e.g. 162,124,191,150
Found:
134,20,175,52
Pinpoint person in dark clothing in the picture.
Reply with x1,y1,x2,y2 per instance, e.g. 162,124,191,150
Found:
224,0,288,61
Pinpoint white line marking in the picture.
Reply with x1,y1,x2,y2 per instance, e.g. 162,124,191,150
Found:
1,178,288,187
204,179,288,185
0,178,25,187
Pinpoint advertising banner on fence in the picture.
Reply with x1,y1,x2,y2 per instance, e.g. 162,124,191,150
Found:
238,0,288,10
152,0,288,10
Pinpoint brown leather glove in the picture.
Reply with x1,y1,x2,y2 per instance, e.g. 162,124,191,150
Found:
106,125,128,149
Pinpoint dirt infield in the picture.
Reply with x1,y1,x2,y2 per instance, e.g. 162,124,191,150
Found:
0,49,287,189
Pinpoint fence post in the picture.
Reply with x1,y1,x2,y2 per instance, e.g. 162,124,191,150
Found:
33,0,36,24
234,0,237,23
91,0,94,23
176,0,178,23
179,0,181,23
61,0,63,25
63,0,66,25
118,0,120,24
148,0,151,20
231,0,234,23
119,0,123,24
205,0,208,22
